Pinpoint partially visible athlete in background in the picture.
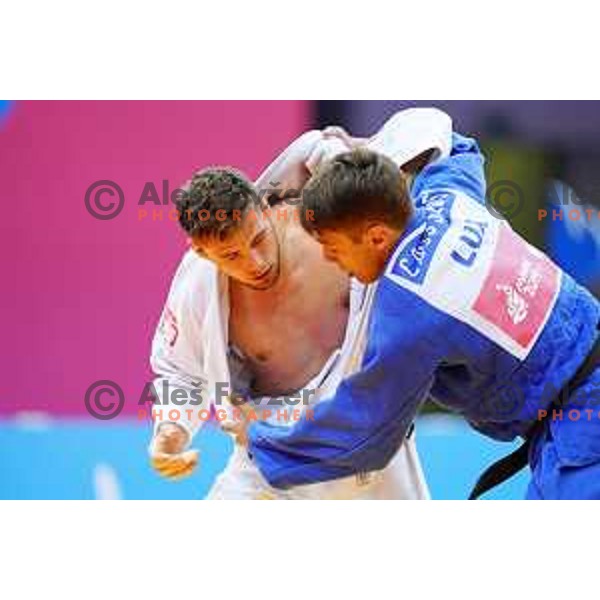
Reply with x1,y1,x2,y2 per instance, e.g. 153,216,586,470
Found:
240,132,600,500
545,179,600,298
148,109,451,499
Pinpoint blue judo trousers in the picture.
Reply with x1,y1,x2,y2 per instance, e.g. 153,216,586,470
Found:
247,134,600,499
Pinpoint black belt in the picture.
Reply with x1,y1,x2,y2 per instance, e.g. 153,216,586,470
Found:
468,327,600,500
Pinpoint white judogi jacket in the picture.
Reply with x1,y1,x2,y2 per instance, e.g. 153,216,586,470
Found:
150,108,452,499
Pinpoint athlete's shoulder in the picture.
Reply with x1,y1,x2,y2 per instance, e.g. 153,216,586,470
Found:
385,188,481,289
412,133,486,204
384,192,563,360
167,249,218,315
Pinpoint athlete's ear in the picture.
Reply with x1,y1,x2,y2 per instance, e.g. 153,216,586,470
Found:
365,223,394,249
189,238,206,257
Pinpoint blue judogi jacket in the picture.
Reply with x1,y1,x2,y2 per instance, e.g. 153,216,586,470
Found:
247,134,600,489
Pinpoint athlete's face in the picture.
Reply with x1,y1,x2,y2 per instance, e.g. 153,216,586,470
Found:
315,225,400,284
191,210,281,290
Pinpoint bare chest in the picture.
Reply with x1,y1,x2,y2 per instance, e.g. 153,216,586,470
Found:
228,268,350,395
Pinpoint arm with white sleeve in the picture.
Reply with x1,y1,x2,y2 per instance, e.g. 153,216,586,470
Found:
149,251,216,478
367,107,453,169
254,129,349,197
254,107,454,198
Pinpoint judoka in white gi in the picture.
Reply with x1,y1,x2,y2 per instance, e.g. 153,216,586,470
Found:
149,109,451,499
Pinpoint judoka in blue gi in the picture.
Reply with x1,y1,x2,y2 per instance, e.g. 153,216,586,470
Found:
239,130,600,499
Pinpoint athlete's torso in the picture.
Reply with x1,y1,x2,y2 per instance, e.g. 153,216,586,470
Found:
229,219,350,397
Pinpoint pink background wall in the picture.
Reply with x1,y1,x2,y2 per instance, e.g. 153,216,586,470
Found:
0,101,310,416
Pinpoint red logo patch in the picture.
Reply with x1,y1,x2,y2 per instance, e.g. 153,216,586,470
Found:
473,225,560,351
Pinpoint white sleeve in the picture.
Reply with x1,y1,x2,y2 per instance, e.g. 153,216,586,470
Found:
367,107,453,168
254,130,349,193
255,108,452,196
150,250,211,442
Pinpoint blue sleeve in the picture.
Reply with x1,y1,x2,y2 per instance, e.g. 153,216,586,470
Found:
245,132,482,490
247,287,442,489
412,133,487,204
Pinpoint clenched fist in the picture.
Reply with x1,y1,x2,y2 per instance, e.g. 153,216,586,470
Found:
150,422,198,480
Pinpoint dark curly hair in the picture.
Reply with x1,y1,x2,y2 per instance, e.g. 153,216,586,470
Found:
177,167,258,239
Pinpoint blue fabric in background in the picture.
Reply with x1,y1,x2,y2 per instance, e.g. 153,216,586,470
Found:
0,416,527,499
0,100,14,127
545,180,600,290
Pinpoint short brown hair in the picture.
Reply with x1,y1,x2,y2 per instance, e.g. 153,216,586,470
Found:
300,148,412,235
177,167,258,239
